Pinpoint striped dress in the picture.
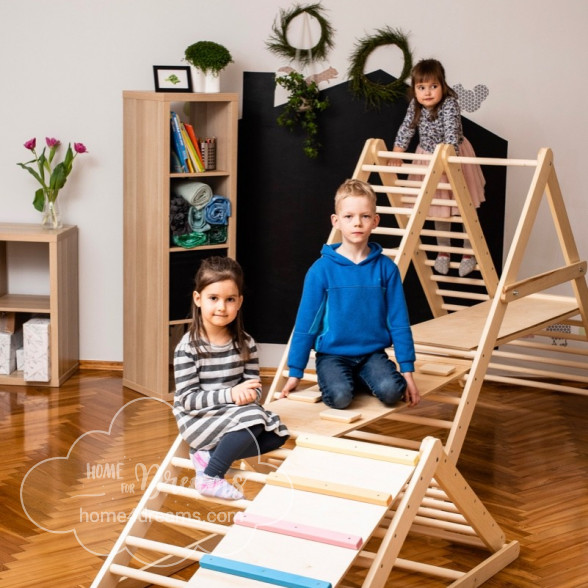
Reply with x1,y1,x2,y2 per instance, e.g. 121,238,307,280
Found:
173,331,289,451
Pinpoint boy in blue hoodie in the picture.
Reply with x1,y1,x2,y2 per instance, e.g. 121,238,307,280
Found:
280,179,420,409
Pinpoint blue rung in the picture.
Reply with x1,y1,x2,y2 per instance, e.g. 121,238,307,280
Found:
199,554,332,588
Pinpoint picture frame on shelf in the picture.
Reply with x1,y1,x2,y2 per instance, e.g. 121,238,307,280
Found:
153,65,193,92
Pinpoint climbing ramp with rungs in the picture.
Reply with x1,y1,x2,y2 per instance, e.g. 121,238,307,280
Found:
267,140,588,462
91,433,519,587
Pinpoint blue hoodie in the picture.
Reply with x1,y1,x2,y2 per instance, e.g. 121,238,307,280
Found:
288,242,416,378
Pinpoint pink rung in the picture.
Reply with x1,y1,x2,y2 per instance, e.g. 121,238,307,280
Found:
233,512,363,550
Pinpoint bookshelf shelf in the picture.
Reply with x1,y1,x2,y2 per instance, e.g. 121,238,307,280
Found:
122,91,238,399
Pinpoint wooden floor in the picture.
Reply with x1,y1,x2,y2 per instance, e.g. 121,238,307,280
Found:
0,368,587,587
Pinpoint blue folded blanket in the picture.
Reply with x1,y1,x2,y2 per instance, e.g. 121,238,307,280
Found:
204,195,232,225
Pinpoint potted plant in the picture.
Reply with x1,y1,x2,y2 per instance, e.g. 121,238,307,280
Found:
184,41,233,93
275,70,329,159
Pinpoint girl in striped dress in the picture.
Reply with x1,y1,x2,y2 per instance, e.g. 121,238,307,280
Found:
173,256,289,500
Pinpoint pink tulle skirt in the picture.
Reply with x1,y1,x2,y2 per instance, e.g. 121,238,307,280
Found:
411,138,486,218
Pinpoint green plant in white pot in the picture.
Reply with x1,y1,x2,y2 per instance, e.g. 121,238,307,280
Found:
184,41,233,93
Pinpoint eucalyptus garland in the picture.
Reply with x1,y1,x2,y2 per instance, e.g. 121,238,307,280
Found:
266,3,335,65
348,27,413,109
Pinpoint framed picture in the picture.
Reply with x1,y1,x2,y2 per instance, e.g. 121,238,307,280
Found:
153,65,193,92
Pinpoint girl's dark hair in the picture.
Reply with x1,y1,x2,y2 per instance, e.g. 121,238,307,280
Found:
409,59,457,128
188,256,250,360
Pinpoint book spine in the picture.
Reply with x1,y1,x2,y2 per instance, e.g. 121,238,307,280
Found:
184,123,205,172
180,124,196,173
181,123,204,173
170,112,189,173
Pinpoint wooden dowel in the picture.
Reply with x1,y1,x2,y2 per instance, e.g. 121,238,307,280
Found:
383,413,453,429
412,514,476,535
141,508,231,534
155,482,250,506
378,148,538,166
362,163,430,174
375,205,414,215
492,349,588,370
377,150,433,161
109,564,188,588
125,535,203,562
506,339,588,356
408,523,487,548
484,374,588,396
372,185,421,195
430,275,487,287
419,244,474,255
424,393,463,405
435,289,489,301
447,155,537,166
381,248,399,257
392,557,464,580
487,361,588,384
373,227,405,237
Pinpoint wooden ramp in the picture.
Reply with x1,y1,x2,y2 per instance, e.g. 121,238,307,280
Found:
91,434,519,587
267,140,588,462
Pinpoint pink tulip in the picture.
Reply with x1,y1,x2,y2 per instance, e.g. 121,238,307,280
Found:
24,138,36,150
73,142,88,154
46,137,60,148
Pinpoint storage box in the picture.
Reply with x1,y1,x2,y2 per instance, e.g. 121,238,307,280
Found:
16,347,24,371
0,329,23,375
23,318,51,382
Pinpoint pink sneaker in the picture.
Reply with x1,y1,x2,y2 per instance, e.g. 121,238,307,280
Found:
196,473,243,500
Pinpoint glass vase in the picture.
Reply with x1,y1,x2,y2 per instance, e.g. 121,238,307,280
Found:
41,196,63,230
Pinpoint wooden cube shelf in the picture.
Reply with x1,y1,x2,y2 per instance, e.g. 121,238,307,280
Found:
0,223,79,386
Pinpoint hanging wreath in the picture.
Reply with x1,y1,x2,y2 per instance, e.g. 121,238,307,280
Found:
347,27,413,110
266,2,335,65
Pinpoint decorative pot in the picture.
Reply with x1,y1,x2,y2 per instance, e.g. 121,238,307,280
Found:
191,67,221,93
41,195,62,230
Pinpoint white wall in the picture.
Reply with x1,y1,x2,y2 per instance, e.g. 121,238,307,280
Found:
1,0,586,365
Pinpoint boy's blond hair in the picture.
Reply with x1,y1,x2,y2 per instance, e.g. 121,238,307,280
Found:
334,179,377,212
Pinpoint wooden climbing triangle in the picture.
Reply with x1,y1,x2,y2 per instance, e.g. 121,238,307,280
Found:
266,139,588,461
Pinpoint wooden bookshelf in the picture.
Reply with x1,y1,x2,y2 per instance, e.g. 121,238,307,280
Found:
122,91,238,399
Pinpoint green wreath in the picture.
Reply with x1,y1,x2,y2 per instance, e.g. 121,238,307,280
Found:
266,3,335,65
348,27,413,109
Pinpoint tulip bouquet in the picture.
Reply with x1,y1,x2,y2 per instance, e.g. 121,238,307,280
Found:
17,137,88,228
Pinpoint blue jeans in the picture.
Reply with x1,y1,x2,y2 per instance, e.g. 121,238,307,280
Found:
316,351,407,409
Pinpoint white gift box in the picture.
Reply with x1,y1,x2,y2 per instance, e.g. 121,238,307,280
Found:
23,318,51,382
0,330,23,375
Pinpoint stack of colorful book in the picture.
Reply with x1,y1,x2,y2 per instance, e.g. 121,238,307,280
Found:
170,111,206,173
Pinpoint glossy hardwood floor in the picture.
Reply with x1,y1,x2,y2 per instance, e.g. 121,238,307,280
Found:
0,368,587,587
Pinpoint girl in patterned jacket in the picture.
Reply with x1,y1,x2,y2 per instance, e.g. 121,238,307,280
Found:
393,59,485,277
173,256,289,500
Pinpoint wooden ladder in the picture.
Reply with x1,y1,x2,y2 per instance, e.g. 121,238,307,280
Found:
91,434,519,587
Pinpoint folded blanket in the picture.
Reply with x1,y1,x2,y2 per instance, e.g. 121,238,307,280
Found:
204,195,232,225
208,224,227,244
169,195,191,236
172,232,208,248
174,181,213,209
188,207,211,233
